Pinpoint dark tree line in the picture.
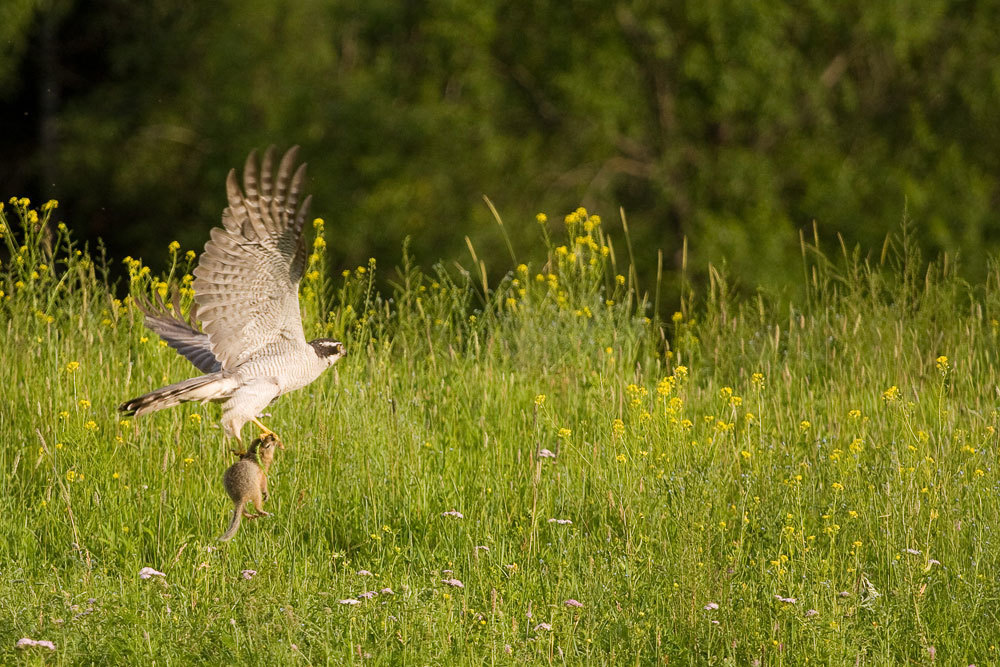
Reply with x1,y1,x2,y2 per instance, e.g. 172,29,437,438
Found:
3,0,999,292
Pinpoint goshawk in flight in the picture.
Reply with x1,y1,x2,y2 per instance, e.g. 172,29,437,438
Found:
119,146,345,445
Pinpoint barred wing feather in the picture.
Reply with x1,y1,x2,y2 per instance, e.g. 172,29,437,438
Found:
192,146,311,370
134,290,222,374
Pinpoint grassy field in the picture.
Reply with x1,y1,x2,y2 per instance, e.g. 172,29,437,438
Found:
2,198,1000,664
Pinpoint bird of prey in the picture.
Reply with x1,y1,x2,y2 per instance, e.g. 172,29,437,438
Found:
119,146,345,446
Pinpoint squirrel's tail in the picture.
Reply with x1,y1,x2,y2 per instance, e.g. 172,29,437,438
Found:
218,500,246,542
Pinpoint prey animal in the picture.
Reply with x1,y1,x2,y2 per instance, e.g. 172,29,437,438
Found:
119,146,345,447
218,434,280,542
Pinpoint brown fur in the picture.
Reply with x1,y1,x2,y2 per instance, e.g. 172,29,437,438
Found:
218,434,279,541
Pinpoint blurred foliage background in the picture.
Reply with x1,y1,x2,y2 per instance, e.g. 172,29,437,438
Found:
3,0,999,295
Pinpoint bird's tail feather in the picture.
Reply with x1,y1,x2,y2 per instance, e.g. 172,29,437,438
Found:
119,372,236,416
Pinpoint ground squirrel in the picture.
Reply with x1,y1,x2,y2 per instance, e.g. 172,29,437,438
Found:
218,434,281,542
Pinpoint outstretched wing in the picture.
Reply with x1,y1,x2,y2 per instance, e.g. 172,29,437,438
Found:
192,146,312,370
134,290,222,373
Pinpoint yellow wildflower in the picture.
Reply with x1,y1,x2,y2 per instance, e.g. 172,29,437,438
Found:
935,355,950,375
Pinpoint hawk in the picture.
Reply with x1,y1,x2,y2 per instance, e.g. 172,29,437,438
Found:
119,146,345,446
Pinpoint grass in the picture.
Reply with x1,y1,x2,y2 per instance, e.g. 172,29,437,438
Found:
2,198,1000,664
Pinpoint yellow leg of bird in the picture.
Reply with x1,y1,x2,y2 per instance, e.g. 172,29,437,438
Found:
230,433,246,457
251,417,284,448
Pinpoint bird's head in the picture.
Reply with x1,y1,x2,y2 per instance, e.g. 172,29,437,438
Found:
309,338,346,367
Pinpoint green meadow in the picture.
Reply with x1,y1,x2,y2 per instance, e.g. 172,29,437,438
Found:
2,198,999,664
